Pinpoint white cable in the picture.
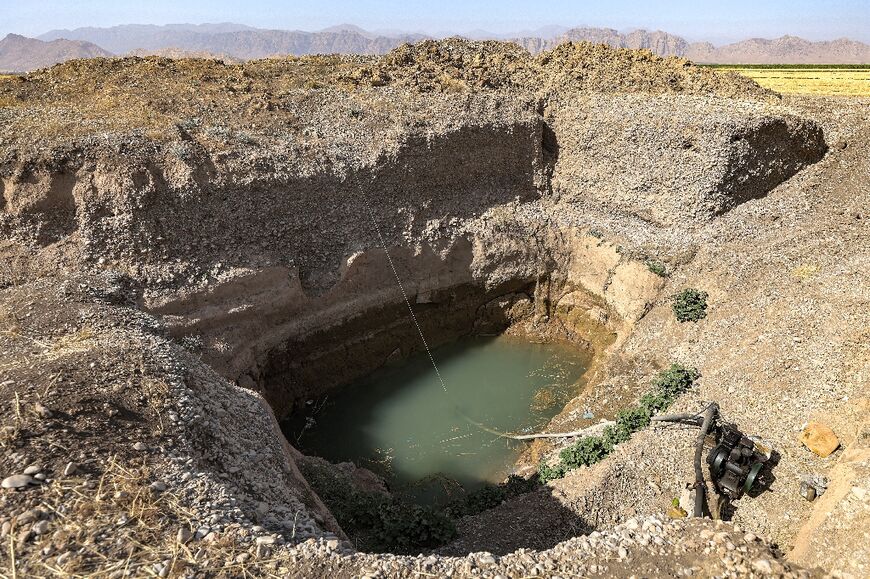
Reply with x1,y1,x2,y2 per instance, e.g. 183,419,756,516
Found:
354,179,449,393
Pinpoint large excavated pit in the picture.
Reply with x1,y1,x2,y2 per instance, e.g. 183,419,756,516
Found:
117,88,825,554
4,41,863,577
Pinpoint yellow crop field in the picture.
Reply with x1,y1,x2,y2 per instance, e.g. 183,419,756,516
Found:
723,67,870,96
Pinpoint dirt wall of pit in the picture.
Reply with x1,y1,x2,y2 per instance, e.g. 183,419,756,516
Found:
0,89,827,415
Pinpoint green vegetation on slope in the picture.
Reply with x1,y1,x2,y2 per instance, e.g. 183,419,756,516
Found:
539,364,700,482
672,289,709,323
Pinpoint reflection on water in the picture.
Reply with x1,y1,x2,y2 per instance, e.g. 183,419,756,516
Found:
284,335,590,502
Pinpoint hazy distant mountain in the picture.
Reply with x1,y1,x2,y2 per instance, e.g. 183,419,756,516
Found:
126,47,243,63
38,23,256,54
37,23,426,58
0,33,111,72
515,27,689,56
513,27,870,63
686,36,870,64
2,23,865,70
319,24,377,39
456,25,570,41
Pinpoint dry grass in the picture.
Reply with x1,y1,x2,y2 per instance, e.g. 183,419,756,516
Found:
792,263,820,280
0,457,304,578
0,323,97,370
44,328,95,359
725,67,870,96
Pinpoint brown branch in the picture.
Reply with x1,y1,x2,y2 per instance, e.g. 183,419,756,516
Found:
503,420,615,441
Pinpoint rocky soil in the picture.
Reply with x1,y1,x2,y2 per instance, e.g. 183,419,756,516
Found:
1,40,867,577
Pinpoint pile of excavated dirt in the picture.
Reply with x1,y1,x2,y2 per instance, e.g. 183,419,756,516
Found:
1,39,867,577
351,38,774,98
0,39,771,153
535,42,774,98
351,38,535,91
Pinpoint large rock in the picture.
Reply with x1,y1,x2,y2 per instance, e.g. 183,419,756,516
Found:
1,474,35,489
800,422,840,457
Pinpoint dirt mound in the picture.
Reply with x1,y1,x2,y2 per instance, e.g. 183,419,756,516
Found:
351,37,534,91
351,39,772,99
537,42,773,98
0,39,774,151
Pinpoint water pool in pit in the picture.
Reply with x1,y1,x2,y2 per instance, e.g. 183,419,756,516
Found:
284,335,591,502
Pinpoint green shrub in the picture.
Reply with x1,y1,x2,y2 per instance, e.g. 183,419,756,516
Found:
616,406,651,431
600,408,647,449
538,460,567,483
647,260,667,277
503,473,539,497
448,474,541,518
539,363,699,483
672,288,709,322
449,484,506,518
373,503,456,554
559,435,610,470
652,363,700,400
638,391,669,414
602,423,628,447
299,460,456,553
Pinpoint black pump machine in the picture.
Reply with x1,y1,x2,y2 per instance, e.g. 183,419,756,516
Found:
653,403,771,517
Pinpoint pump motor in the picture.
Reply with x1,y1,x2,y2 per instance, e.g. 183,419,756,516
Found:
706,423,768,498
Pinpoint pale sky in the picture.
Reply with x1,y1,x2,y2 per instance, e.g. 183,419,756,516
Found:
2,0,869,44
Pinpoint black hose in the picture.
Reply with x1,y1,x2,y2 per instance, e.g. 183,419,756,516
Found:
694,403,719,517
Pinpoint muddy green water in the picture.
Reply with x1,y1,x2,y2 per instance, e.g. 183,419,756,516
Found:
284,335,590,501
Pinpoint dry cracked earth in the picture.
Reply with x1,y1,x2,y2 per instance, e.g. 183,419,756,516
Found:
0,40,867,578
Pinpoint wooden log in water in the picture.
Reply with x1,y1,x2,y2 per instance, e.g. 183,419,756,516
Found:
505,420,615,441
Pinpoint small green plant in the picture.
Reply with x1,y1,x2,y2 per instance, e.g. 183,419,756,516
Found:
672,288,709,322
589,228,604,239
374,502,456,553
647,260,667,277
537,460,567,483
559,435,610,470
639,363,699,413
538,363,699,482
450,484,506,517
616,406,652,431
652,363,701,398
448,474,539,517
299,459,456,553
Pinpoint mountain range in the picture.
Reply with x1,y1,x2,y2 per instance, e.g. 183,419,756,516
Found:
0,23,868,73
0,33,111,72
516,28,870,64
